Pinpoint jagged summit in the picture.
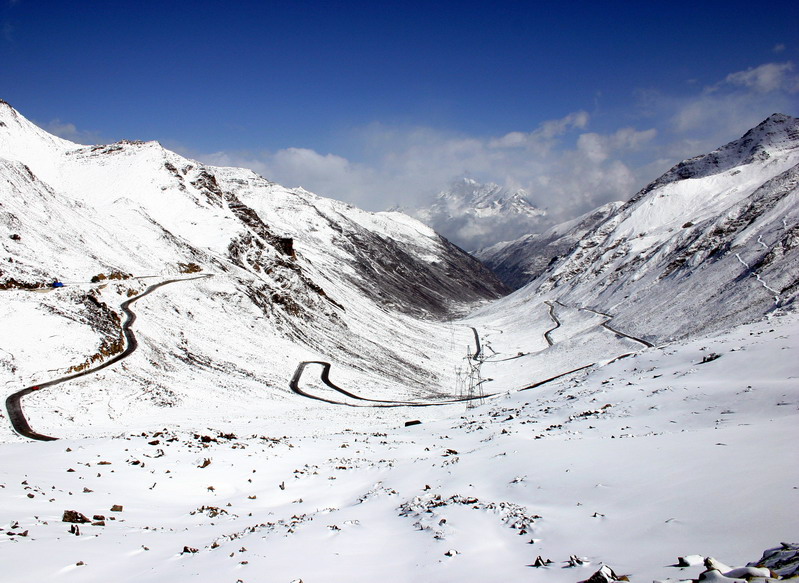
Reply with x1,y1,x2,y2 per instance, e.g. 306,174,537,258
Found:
440,178,541,215
409,177,547,251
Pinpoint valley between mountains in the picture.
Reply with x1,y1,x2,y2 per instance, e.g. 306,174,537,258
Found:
1,101,797,583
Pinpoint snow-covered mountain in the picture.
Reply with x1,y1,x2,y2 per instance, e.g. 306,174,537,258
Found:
482,113,799,340
0,99,508,417
1,102,797,583
476,201,623,289
408,177,547,251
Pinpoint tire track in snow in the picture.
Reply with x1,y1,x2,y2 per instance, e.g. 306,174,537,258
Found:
5,274,212,441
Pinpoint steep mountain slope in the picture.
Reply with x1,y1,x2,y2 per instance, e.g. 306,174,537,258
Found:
503,113,799,342
0,100,507,431
476,201,623,289
408,177,547,251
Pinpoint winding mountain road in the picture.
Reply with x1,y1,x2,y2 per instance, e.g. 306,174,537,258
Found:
543,301,561,346
578,307,654,348
5,275,211,441
289,303,655,409
290,360,494,408
470,327,482,360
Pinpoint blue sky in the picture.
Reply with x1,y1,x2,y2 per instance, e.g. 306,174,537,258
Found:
2,0,797,220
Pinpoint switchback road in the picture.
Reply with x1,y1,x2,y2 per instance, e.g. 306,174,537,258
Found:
5,275,211,441
290,361,494,408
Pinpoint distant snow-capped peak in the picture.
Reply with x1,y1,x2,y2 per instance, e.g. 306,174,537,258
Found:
431,177,545,219
405,177,547,251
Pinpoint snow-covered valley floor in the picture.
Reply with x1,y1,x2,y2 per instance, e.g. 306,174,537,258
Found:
1,291,796,582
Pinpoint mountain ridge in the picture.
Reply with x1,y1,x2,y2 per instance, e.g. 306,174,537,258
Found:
0,100,508,415
486,113,799,341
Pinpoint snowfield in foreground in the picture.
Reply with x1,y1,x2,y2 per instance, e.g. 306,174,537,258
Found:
1,308,796,582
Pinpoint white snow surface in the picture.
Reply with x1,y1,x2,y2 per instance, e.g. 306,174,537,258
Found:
1,307,796,582
0,102,797,581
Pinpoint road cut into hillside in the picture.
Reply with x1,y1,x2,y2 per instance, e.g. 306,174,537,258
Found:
5,275,211,440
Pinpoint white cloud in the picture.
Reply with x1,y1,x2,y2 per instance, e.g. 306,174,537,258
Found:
773,44,786,54
38,119,103,145
664,61,798,157
199,112,650,228
723,62,797,93
193,60,798,246
489,110,589,150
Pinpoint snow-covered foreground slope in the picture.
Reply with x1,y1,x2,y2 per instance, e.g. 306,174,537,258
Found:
1,308,796,582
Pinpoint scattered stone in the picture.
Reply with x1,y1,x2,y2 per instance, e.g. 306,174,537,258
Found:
199,458,212,468
181,546,199,554
405,420,422,427
566,555,589,567
697,569,744,582
110,505,123,512
532,556,552,567
578,564,629,582
677,555,705,567
62,510,90,523
76,561,85,566
444,549,459,557
749,542,799,579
